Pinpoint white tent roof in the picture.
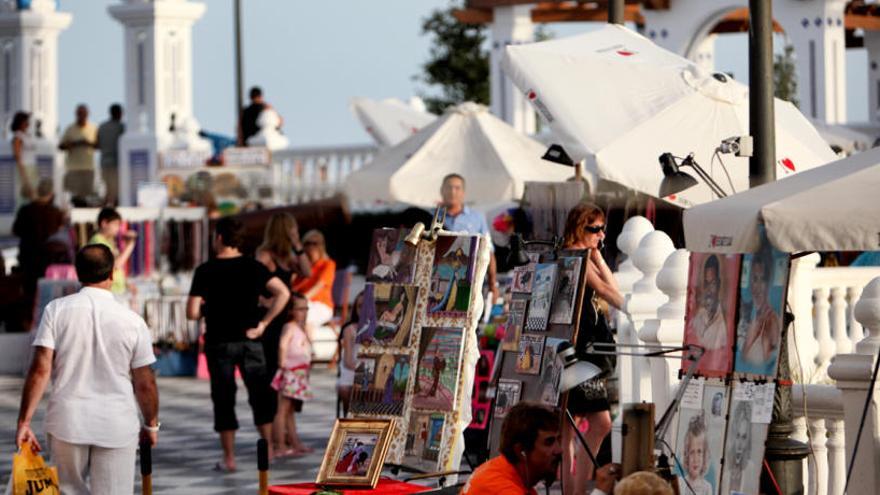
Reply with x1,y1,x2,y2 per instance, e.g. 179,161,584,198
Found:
502,24,836,207
683,146,880,253
343,102,574,208
350,97,437,147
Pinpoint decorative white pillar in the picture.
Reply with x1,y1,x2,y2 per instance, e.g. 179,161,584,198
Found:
776,0,848,124
108,0,208,205
639,248,688,422
863,31,880,125
827,277,880,494
788,252,821,383
491,5,535,135
0,0,70,232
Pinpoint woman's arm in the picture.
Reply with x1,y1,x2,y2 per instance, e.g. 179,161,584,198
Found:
586,259,624,310
277,325,292,367
342,325,357,371
12,137,33,199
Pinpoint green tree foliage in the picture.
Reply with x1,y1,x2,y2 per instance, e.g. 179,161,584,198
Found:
418,6,490,114
774,44,798,107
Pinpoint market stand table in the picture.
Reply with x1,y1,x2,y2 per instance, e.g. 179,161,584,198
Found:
268,479,432,495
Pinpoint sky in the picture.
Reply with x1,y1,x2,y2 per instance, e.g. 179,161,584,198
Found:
57,1,869,147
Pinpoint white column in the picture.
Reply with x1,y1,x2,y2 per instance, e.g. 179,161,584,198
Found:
0,1,70,232
777,0,848,123
827,277,880,494
108,0,207,206
490,5,535,135
789,253,821,383
865,32,880,125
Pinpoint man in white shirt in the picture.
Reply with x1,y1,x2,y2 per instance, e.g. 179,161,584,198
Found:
15,244,159,495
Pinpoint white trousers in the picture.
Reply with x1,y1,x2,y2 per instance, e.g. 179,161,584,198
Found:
306,301,334,327
48,435,137,495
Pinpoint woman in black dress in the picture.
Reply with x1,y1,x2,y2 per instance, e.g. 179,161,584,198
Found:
256,213,312,423
561,202,623,493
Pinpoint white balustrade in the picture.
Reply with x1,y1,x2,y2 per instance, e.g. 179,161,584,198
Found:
792,384,844,495
827,276,880,495
273,144,377,205
639,249,688,423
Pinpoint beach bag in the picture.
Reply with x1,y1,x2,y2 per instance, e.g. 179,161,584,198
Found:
10,441,60,495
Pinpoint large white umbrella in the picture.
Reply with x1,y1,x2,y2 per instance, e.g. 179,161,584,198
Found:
350,97,436,147
683,146,880,254
502,24,837,207
343,102,573,208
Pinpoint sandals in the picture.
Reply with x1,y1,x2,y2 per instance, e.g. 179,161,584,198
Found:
213,461,237,473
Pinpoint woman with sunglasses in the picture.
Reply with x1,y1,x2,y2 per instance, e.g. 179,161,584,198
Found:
560,201,623,494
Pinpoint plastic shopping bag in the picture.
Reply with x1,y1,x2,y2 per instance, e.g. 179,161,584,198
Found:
11,441,60,495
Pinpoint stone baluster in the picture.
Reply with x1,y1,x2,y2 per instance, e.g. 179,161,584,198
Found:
828,276,880,494
791,415,810,493
813,287,834,376
808,417,829,495
609,216,653,462
624,230,675,406
826,418,846,495
793,383,844,495
638,249,688,421
788,253,821,383
830,287,852,356
847,285,865,343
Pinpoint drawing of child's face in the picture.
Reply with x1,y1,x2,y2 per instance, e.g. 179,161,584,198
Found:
686,433,706,479
732,417,750,466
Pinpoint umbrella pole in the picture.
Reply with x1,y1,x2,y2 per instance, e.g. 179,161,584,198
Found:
608,0,624,25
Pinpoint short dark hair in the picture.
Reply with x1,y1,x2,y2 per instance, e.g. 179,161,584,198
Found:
75,244,115,284
500,402,560,464
11,111,29,132
249,86,263,99
36,178,53,198
97,207,121,225
215,216,245,249
703,255,720,285
441,173,465,188
110,103,123,119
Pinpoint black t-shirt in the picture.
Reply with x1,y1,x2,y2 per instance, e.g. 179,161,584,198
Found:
240,102,266,144
189,256,273,344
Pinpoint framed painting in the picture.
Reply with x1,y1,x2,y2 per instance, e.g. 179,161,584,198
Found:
494,379,522,419
366,228,416,284
412,327,464,411
516,334,545,375
427,235,479,318
526,263,557,331
549,257,582,325
357,284,419,347
502,299,527,352
316,418,394,488
350,354,411,416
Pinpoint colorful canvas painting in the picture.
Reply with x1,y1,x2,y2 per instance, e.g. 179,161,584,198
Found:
350,354,411,416
719,382,771,495
511,265,534,293
427,235,479,317
502,299,528,351
539,338,566,406
516,334,545,375
674,380,728,495
404,413,445,470
412,327,464,411
366,228,416,284
682,253,741,378
333,432,380,477
550,257,582,324
733,228,790,378
357,284,419,347
494,379,522,419
526,263,558,331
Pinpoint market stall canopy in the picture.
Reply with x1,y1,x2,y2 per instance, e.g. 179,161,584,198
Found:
683,147,880,254
502,24,837,207
343,102,574,209
350,97,437,147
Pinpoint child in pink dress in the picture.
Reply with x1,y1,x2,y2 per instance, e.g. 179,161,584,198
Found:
271,293,314,456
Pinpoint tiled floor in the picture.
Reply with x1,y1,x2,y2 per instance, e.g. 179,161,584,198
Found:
0,368,338,494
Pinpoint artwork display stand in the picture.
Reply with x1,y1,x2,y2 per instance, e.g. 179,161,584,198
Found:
350,225,492,482
488,246,590,456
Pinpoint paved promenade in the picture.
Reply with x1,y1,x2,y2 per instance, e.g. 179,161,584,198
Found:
0,367,338,494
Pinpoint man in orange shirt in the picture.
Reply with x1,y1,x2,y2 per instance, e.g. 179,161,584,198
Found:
461,402,620,495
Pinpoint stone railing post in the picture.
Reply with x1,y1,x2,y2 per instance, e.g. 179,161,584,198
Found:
613,216,654,329
827,276,880,494
639,249,688,422
624,230,675,406
792,384,844,495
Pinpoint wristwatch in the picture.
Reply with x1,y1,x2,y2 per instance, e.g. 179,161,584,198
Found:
143,422,161,433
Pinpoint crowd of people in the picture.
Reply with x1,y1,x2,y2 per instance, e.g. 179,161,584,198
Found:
9,167,680,494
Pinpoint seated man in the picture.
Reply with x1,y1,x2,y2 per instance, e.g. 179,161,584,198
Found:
461,402,622,495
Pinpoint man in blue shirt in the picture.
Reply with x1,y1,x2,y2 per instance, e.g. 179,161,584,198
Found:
440,173,499,303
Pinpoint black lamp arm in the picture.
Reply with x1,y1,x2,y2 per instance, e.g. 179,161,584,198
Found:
679,156,728,198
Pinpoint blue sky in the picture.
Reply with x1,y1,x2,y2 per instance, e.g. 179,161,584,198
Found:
57,1,868,147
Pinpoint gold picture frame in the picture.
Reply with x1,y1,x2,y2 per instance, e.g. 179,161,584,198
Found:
316,418,395,488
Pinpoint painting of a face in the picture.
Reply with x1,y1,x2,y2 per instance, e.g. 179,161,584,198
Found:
702,265,719,313
686,433,706,480
732,416,750,466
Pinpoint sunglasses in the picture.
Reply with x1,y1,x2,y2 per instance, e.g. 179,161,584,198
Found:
584,224,606,234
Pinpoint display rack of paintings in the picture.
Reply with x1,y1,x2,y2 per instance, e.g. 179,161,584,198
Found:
488,248,589,455
351,228,491,477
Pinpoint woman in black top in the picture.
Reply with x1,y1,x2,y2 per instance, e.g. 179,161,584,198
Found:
561,202,623,493
257,213,312,407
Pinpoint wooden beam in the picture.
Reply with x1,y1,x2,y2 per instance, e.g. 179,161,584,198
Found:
845,13,880,31
468,0,535,8
452,8,494,24
531,3,643,23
